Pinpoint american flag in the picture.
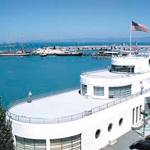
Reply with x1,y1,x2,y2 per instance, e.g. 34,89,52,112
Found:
132,21,148,33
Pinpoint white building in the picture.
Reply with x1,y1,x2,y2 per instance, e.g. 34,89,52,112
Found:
7,55,150,150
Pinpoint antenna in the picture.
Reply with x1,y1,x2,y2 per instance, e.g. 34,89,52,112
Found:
20,33,24,53
8,33,11,53
75,39,78,52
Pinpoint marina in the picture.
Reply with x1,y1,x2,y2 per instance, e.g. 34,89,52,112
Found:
1,0,150,149
1,43,150,58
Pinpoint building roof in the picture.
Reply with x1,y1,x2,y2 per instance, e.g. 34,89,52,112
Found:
81,69,133,79
9,90,115,119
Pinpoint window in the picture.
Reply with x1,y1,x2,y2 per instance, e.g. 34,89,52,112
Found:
108,123,113,132
136,107,139,123
82,84,87,96
139,105,142,120
109,85,131,99
119,118,123,126
111,65,134,73
15,136,46,150
95,129,101,139
50,134,81,150
132,108,135,125
93,86,104,96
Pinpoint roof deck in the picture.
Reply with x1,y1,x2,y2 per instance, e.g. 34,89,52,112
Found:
7,87,150,124
81,69,136,79
8,90,115,123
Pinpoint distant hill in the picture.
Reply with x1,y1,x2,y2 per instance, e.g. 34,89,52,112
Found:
2,37,150,43
28,37,150,43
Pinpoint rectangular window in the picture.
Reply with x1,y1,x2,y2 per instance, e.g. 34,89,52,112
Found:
132,108,135,125
109,85,131,98
111,65,134,73
15,136,46,150
50,134,81,150
16,136,24,149
136,107,138,123
82,84,87,96
93,86,104,96
139,105,142,120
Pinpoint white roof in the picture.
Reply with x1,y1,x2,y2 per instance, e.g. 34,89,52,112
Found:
9,90,115,119
82,69,133,79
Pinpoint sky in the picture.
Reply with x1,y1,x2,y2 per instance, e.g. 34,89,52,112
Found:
0,0,150,42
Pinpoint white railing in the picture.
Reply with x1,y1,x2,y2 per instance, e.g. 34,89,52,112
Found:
81,69,150,79
7,88,150,124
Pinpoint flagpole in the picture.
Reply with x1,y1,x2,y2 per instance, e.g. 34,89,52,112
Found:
130,21,132,57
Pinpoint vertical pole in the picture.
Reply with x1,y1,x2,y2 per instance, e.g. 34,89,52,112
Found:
8,33,11,53
130,21,132,57
76,41,78,52
21,34,24,53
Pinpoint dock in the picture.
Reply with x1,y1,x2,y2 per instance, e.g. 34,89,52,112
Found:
54,45,150,51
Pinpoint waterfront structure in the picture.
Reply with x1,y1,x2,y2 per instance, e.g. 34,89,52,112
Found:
7,55,150,150
34,47,68,55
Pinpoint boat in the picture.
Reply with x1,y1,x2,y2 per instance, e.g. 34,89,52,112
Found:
6,53,150,150
0,52,32,57
34,46,69,56
56,42,83,56
40,53,48,57
56,51,83,56
0,35,32,57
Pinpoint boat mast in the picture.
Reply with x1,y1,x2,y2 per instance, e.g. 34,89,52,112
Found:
21,34,24,53
76,41,78,52
8,33,11,53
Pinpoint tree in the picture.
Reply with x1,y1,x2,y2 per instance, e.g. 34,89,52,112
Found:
0,96,14,150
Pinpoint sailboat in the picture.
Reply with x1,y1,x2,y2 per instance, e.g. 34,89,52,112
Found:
56,42,83,56
0,34,32,57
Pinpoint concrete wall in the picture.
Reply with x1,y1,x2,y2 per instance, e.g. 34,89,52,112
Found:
81,72,150,98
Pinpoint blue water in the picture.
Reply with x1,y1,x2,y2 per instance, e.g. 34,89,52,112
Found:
0,55,111,108
2,41,150,108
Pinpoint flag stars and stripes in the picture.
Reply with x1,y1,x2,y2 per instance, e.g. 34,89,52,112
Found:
132,21,148,33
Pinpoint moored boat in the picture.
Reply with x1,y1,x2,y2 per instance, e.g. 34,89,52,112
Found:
56,52,83,56
0,52,32,57
40,53,48,57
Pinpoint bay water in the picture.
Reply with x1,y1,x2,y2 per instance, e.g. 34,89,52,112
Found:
0,55,111,108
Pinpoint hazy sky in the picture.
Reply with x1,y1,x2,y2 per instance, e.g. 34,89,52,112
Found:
0,0,150,41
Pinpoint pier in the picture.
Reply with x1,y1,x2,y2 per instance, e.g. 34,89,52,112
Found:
54,45,150,51
1,44,150,58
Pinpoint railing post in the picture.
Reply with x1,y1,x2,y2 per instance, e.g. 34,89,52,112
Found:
71,115,73,121
107,103,109,108
99,106,101,111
